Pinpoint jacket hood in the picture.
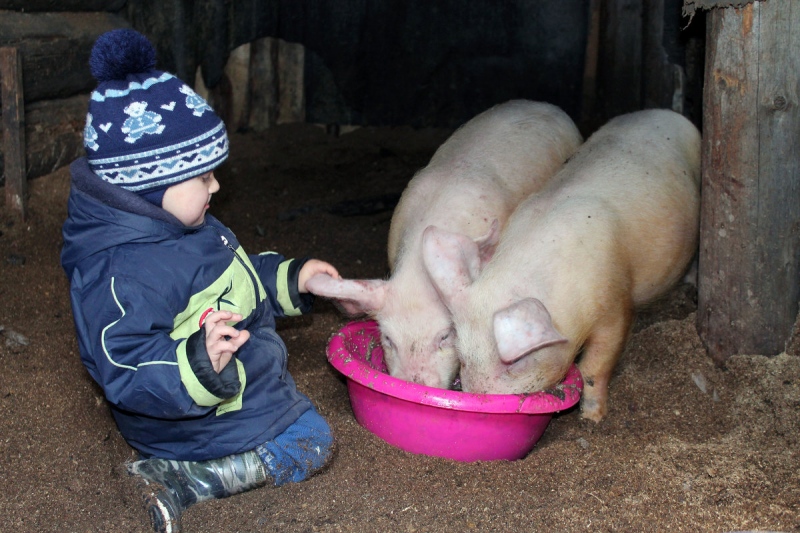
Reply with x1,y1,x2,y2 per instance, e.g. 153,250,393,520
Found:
61,157,195,278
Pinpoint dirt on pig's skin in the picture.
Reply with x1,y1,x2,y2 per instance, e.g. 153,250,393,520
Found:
0,122,798,532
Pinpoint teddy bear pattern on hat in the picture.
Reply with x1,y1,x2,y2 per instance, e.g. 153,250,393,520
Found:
84,29,228,194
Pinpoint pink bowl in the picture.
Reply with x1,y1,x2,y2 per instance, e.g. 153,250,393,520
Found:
326,320,583,462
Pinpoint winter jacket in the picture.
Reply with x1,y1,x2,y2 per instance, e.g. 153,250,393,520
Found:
61,157,315,461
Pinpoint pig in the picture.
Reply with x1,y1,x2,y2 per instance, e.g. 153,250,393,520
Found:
421,109,701,421
306,100,583,388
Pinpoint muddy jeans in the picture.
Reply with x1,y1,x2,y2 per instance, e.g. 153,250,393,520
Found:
255,406,334,486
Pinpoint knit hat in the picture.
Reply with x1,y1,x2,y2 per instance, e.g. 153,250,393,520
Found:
83,29,228,200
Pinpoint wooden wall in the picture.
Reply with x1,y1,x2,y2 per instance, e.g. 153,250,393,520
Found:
0,0,697,186
0,4,129,192
582,0,705,132
129,0,592,130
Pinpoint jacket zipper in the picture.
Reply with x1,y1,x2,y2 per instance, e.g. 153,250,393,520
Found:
220,234,287,378
220,234,261,320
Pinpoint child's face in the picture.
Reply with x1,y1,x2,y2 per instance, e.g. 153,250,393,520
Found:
162,171,220,226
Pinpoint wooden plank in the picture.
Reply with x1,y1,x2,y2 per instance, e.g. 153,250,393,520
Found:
23,95,87,179
230,0,278,49
581,0,602,131
1,46,26,218
124,0,197,83
0,11,129,104
642,0,680,111
0,94,86,183
593,0,644,126
196,0,230,89
0,0,126,10
697,0,800,362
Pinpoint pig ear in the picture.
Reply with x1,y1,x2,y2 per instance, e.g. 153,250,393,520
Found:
493,298,568,364
474,218,501,267
305,274,387,316
421,225,480,304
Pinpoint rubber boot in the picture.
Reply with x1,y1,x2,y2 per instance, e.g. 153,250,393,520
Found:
127,450,270,533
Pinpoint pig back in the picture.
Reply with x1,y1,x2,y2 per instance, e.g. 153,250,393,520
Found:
387,100,582,268
549,109,701,305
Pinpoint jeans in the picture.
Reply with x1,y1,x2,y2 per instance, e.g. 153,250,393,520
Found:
255,406,334,486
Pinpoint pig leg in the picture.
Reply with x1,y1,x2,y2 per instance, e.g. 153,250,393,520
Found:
576,306,634,422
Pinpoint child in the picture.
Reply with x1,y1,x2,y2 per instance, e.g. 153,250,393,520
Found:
60,29,339,532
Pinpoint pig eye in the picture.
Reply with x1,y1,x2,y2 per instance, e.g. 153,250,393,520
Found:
437,328,454,349
381,335,395,352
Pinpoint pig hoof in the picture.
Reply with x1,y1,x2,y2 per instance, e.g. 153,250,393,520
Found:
579,399,606,423
580,410,604,423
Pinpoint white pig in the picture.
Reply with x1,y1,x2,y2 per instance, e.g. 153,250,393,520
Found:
421,109,701,421
306,100,583,387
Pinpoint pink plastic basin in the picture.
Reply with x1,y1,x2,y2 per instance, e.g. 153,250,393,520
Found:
326,320,583,462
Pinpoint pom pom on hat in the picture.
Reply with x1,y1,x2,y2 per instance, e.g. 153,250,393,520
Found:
83,29,228,199
89,29,157,82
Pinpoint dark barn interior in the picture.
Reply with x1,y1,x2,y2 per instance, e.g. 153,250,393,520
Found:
0,1,798,532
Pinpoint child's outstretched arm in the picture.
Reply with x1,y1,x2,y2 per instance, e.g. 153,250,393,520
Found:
249,250,338,317
298,259,340,294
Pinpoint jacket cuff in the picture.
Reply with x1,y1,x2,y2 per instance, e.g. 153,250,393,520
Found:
277,257,315,316
184,328,241,401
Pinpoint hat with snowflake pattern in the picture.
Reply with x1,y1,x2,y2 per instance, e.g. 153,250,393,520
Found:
84,29,228,199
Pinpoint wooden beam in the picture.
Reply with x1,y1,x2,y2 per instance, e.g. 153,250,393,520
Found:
0,11,128,103
697,0,800,362
24,95,87,179
0,1,126,10
1,46,26,219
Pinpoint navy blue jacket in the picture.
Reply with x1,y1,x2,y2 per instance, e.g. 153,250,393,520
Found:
61,158,314,460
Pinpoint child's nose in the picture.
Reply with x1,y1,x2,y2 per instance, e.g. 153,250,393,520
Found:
208,173,220,193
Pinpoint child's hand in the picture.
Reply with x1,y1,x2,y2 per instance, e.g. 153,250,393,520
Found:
298,259,340,293
203,310,250,373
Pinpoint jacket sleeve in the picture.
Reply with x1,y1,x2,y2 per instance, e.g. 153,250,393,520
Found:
72,273,239,419
249,252,315,318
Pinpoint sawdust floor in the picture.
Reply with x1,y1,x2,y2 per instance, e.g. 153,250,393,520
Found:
1,123,798,532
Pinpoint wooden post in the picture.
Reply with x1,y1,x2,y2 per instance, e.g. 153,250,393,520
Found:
248,37,305,131
275,39,305,125
697,0,800,363
225,43,251,132
248,37,279,131
1,46,26,219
